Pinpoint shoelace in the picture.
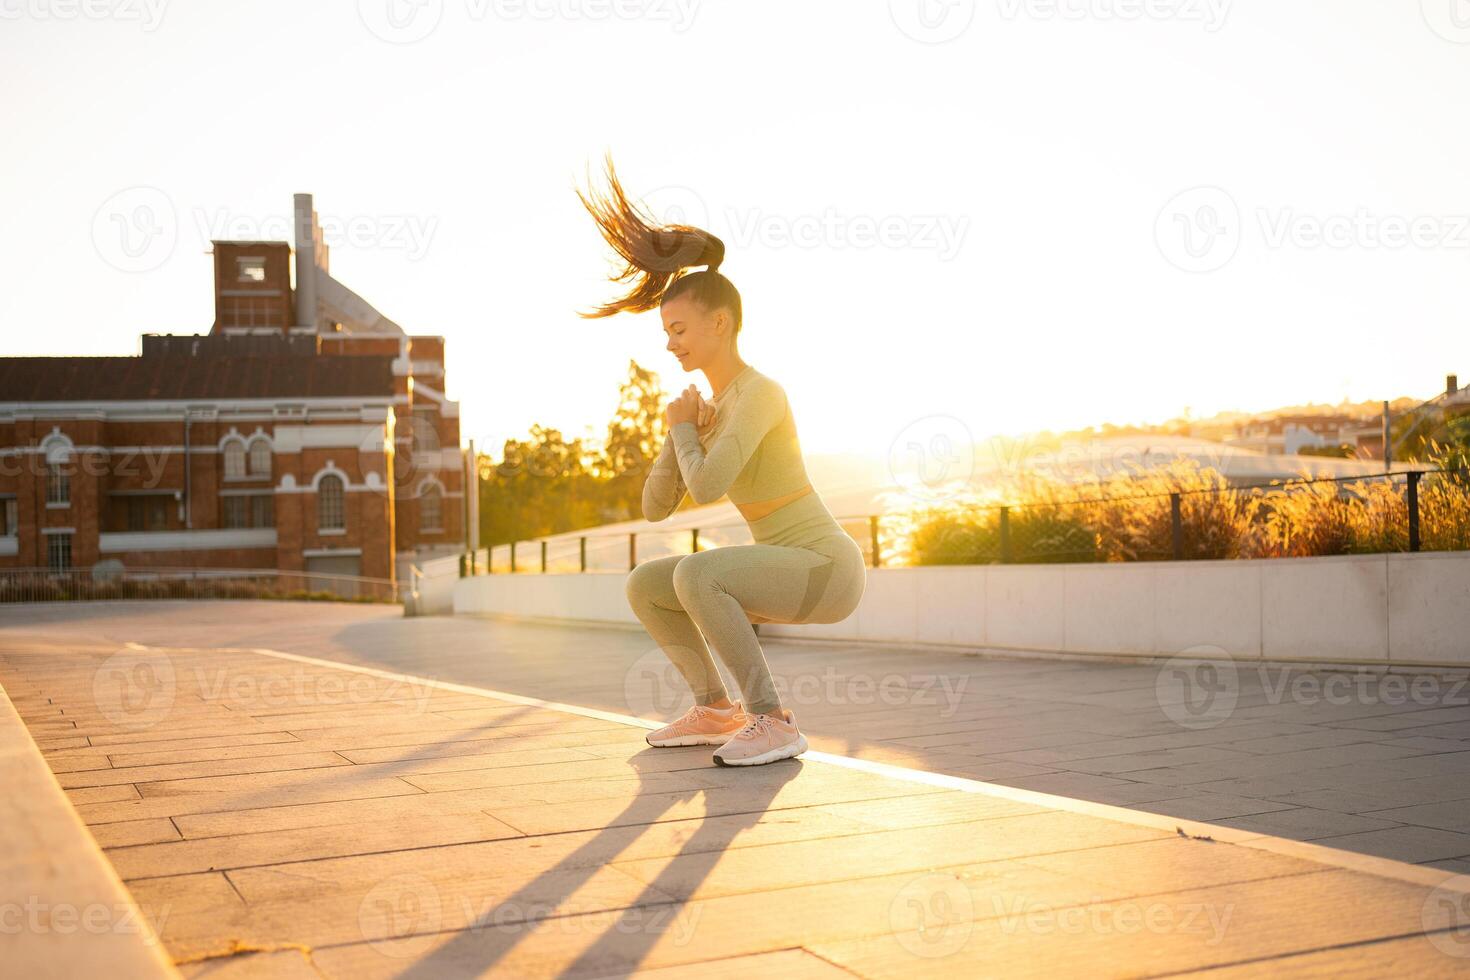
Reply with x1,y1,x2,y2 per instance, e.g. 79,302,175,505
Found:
734,712,776,738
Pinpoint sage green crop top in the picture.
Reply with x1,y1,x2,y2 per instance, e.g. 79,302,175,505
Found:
642,365,813,520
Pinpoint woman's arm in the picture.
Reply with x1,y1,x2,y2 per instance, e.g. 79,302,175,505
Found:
670,376,787,505
641,430,690,522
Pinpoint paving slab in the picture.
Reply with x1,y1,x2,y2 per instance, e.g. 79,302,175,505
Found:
4,608,1470,977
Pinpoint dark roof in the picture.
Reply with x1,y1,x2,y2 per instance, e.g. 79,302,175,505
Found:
0,354,396,402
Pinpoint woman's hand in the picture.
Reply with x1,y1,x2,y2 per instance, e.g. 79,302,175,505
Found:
666,385,709,429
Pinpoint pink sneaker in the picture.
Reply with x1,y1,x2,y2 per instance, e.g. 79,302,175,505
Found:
646,701,748,747
712,707,808,767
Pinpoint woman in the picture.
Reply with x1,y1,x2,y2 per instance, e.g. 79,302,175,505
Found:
579,161,867,767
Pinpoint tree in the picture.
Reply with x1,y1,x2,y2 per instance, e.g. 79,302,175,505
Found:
598,360,669,522
476,361,672,547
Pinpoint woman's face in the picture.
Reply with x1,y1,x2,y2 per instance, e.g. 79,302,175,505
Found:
660,293,730,373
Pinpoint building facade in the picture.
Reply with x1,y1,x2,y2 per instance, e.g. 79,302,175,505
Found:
0,194,464,585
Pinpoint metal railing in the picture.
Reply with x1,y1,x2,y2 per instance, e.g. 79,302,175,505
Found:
472,467,1469,573
0,567,404,604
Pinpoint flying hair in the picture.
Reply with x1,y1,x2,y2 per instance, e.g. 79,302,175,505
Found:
577,155,740,329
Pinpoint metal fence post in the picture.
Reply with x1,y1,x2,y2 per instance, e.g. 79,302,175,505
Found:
1171,493,1184,560
869,515,881,567
509,541,516,574
541,540,548,573
579,536,587,573
629,533,637,571
691,528,699,554
1407,471,1421,553
999,507,1011,563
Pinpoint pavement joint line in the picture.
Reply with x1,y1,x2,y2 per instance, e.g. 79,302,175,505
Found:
228,645,1470,898
1149,926,1470,979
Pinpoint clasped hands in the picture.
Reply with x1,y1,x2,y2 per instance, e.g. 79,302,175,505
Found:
665,385,716,437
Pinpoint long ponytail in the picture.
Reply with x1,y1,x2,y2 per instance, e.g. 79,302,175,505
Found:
578,156,741,329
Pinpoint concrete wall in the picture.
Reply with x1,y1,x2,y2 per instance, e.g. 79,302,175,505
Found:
453,551,1470,668
407,552,463,616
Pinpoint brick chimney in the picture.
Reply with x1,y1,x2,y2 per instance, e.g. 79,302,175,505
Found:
211,240,293,334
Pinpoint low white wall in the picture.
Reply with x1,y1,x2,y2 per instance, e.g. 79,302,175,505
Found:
453,551,1470,668
408,553,464,616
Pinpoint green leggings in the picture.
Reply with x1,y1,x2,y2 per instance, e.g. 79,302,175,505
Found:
624,492,866,717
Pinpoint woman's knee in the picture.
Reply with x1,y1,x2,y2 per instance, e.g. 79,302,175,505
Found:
670,552,717,607
625,556,679,606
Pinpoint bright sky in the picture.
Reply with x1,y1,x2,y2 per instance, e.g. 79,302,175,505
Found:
3,1,1466,465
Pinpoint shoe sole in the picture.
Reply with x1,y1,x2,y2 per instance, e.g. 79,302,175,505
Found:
712,733,809,766
646,731,738,747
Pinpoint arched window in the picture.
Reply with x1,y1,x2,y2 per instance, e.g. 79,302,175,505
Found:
420,484,442,531
317,474,345,530
247,438,272,476
223,439,246,479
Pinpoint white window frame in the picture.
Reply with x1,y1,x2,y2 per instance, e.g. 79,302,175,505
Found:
419,484,443,532
247,437,272,477
222,438,247,479
317,474,345,531
46,461,70,506
46,532,72,572
236,256,267,282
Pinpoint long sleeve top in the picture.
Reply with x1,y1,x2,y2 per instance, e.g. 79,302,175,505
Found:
641,365,813,521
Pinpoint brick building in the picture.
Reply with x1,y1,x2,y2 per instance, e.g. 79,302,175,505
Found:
0,194,464,585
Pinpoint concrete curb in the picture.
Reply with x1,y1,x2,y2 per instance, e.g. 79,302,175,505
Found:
0,680,180,979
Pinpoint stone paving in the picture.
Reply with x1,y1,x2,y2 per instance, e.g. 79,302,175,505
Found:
10,600,1465,871
2,601,1470,976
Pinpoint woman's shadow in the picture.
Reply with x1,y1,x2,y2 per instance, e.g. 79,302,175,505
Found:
391,745,805,980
